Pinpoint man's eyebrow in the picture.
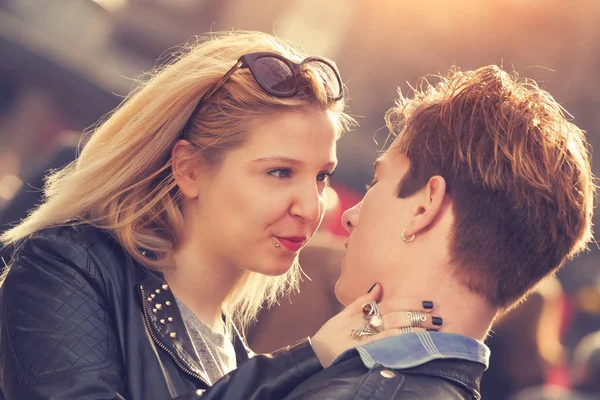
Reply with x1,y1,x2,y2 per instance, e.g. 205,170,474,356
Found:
373,159,382,173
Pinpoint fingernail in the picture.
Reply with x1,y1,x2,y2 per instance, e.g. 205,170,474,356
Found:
367,283,377,294
422,301,434,309
432,316,443,326
426,329,437,332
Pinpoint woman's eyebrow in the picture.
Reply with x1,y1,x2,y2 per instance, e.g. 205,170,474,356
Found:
253,157,337,169
252,157,303,165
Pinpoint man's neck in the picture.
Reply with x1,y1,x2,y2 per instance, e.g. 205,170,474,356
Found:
382,271,497,341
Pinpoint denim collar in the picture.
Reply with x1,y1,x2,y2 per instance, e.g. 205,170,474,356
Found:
334,331,490,370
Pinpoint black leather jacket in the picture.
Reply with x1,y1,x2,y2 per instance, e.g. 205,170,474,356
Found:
284,352,485,399
0,225,322,399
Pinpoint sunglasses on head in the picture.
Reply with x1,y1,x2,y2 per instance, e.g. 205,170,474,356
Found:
202,51,344,103
181,52,344,139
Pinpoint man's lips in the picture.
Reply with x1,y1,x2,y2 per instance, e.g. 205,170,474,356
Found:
275,236,306,252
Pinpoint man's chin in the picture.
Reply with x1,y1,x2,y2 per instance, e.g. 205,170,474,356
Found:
333,278,352,307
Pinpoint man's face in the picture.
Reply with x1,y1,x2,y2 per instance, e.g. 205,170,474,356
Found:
335,150,417,305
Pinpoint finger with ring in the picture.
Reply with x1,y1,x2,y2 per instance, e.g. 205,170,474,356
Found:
368,315,384,332
375,310,443,331
406,310,427,328
351,322,378,341
398,326,414,334
361,301,381,319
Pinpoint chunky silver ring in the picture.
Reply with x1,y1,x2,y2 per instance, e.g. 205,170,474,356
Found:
362,301,381,320
368,315,384,333
351,322,378,341
406,311,427,328
398,326,413,334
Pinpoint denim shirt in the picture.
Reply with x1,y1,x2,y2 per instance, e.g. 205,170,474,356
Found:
334,331,490,370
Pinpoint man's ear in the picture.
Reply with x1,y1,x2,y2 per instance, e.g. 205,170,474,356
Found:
406,175,447,236
172,139,202,199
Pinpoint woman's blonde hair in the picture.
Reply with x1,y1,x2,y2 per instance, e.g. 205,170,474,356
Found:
1,31,353,329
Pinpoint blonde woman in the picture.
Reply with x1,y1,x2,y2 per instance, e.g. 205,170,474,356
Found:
0,32,438,400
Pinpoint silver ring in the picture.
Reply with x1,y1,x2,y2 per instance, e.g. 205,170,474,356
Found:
362,301,381,320
368,315,384,333
406,311,427,328
351,322,378,341
398,326,413,334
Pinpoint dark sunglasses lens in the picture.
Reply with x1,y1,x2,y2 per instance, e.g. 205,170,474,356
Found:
253,56,295,94
310,61,343,100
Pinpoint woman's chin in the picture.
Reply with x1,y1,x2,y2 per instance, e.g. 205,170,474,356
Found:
263,262,295,277
243,259,295,277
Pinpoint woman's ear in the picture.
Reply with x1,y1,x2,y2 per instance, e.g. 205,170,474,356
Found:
172,140,201,199
405,175,447,236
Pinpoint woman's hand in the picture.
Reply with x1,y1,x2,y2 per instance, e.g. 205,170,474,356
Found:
310,283,442,368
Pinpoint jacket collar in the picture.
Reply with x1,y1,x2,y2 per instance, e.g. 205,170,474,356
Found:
137,273,250,387
355,331,489,370
138,274,206,380
333,332,489,399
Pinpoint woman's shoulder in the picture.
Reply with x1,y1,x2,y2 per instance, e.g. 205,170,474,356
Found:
11,223,128,278
25,223,119,255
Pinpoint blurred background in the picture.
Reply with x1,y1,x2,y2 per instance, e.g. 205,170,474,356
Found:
1,1,599,398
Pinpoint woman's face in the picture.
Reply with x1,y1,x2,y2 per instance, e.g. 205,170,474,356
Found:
182,109,338,276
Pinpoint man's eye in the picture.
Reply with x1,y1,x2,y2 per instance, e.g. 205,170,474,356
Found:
365,178,377,191
317,171,334,185
268,168,292,179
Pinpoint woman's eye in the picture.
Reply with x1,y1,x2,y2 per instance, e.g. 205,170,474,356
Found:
317,171,333,185
268,168,292,179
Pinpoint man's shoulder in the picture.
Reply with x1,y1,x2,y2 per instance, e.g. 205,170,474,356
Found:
286,332,487,399
284,354,478,400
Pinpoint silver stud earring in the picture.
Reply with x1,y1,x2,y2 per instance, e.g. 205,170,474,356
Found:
275,243,280,248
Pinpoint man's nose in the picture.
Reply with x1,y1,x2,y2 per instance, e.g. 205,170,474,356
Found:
341,202,362,233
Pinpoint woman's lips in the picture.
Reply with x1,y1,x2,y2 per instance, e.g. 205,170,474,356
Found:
275,237,305,252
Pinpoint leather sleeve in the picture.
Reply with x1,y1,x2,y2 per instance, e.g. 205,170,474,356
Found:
0,234,127,400
0,232,323,400
174,339,323,400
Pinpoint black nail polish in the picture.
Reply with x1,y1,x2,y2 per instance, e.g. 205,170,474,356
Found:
426,329,437,332
422,301,434,310
367,283,377,293
432,317,443,326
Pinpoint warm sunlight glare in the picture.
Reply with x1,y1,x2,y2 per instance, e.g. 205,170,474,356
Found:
91,0,127,12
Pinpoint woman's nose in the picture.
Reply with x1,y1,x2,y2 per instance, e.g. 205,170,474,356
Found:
290,185,322,224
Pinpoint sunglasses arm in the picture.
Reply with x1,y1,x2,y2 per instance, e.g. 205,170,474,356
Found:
202,60,244,101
